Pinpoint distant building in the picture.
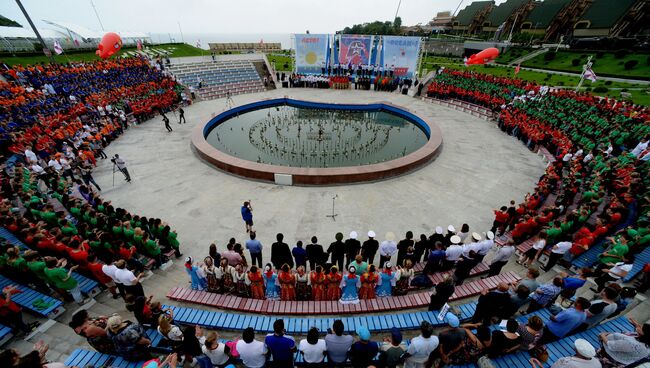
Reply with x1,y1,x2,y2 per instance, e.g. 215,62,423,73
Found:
452,1,495,34
209,42,281,53
430,11,454,32
448,0,648,41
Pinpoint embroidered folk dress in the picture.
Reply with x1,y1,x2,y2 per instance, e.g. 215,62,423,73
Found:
339,273,361,304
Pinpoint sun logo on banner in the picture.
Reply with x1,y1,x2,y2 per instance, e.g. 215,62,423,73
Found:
305,51,318,65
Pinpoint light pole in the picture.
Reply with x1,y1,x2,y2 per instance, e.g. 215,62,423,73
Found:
14,0,55,63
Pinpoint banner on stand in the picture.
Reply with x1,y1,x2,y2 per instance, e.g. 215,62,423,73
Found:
381,36,421,78
338,35,372,66
295,34,330,74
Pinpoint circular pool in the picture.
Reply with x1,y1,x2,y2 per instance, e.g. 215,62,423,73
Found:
192,98,443,185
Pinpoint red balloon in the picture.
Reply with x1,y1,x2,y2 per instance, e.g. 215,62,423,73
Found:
466,47,500,65
96,32,123,59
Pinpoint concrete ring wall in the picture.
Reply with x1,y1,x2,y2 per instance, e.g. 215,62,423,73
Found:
191,98,443,185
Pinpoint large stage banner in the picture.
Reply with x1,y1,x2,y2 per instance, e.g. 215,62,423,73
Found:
338,35,372,66
381,36,421,78
295,34,329,74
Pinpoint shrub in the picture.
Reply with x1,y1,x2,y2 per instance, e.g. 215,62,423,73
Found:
621,88,628,92
624,60,638,70
283,62,289,69
580,54,587,58
571,58,581,66
596,51,604,58
593,86,609,93
605,81,612,86
586,87,592,92
544,51,556,61
557,81,564,86
647,56,650,65
614,49,628,59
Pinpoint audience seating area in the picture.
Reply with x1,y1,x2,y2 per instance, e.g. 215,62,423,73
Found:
167,60,265,100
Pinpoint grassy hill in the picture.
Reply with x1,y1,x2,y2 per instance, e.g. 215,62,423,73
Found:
499,49,650,80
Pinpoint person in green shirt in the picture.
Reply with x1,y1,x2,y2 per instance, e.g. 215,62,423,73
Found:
598,238,629,267
60,220,78,236
23,250,52,291
123,222,135,242
43,257,86,304
141,233,162,268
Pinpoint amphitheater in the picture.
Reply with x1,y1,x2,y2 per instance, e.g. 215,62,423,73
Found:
1,46,649,368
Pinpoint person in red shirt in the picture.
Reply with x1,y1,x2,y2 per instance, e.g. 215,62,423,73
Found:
67,240,89,270
491,206,509,236
0,285,38,335
86,254,119,299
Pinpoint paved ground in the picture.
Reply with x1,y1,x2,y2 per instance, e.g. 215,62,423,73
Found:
10,87,553,360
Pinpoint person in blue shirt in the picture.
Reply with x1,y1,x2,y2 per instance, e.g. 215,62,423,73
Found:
245,231,263,268
264,319,296,368
241,201,253,233
424,242,446,275
292,241,307,269
538,297,591,344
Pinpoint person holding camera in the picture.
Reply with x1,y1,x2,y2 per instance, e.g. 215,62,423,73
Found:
112,154,131,182
241,200,253,233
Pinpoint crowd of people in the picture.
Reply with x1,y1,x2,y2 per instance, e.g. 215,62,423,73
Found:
0,56,185,342
0,56,649,368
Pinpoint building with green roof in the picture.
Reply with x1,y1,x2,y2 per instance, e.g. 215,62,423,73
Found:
452,1,494,33
574,0,641,37
482,0,534,32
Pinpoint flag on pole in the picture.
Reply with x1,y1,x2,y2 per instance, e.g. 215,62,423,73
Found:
514,63,521,75
463,56,468,67
53,40,64,55
196,39,201,49
259,38,264,47
137,39,142,51
73,39,80,47
584,66,597,82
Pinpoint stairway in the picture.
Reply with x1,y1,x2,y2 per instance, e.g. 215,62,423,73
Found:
508,47,549,66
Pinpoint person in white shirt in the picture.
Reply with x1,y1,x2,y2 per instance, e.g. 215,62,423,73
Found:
487,241,515,276
583,151,594,163
236,327,267,368
157,314,183,348
48,156,62,172
543,240,572,271
58,156,76,180
24,146,38,163
443,235,463,270
102,263,125,298
379,232,397,268
462,233,482,257
475,231,495,263
113,154,131,182
550,338,601,368
30,163,45,176
403,321,439,368
113,259,144,297
631,137,649,157
594,254,634,293
201,331,231,366
518,232,547,267
299,327,327,364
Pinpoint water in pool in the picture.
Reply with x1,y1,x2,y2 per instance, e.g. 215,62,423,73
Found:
205,105,428,168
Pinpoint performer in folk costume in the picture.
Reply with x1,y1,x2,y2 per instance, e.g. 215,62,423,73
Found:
185,257,207,291
394,260,415,296
233,264,250,297
359,264,378,300
376,262,396,297
278,264,297,301
216,258,234,294
326,266,343,301
340,265,361,304
246,265,265,300
310,265,327,301
295,266,311,301
263,263,280,300
201,256,219,293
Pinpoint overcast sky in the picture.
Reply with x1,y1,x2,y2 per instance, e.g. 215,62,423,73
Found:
2,0,506,35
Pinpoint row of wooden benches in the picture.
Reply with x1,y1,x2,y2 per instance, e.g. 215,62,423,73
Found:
166,271,521,315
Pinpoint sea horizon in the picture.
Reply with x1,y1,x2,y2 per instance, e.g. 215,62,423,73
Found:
149,32,294,50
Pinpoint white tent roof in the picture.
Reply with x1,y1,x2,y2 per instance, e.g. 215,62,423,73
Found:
42,20,102,39
0,25,62,39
